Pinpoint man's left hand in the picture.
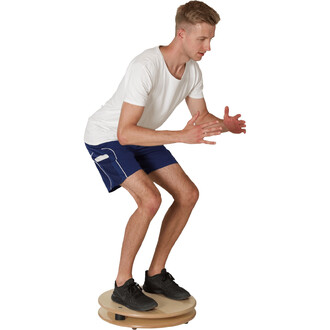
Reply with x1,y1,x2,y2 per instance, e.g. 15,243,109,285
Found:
223,106,246,134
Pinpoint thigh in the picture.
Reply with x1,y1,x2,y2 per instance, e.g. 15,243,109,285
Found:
131,145,177,175
86,140,142,193
120,169,160,205
148,163,197,199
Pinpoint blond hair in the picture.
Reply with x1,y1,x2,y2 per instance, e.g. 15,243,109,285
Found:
175,1,220,33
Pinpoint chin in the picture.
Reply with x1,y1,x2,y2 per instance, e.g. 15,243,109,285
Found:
188,54,200,61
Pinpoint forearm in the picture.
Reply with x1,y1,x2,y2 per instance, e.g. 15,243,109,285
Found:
195,111,229,133
118,125,183,146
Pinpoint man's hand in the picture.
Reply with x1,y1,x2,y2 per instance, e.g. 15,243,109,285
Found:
223,106,246,134
180,112,222,145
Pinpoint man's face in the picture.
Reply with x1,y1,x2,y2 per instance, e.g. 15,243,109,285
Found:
181,22,216,61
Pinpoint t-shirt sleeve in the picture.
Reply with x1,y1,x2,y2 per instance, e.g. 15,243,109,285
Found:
123,62,152,107
188,63,204,99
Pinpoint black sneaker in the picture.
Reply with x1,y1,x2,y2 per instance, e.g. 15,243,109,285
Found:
143,268,191,300
111,278,158,311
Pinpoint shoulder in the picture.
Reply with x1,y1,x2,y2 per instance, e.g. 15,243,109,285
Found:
187,60,203,76
128,46,160,73
185,60,203,83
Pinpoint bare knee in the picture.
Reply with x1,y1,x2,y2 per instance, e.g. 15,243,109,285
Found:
138,189,162,218
187,184,199,206
176,183,199,208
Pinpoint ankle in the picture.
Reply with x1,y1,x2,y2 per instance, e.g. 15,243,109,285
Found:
147,267,164,277
116,275,132,287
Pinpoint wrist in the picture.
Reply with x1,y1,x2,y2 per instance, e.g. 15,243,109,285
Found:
221,123,229,133
175,130,185,143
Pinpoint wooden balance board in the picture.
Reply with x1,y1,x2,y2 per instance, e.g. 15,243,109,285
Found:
98,289,197,329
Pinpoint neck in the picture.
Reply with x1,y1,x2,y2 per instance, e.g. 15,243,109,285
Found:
159,38,189,78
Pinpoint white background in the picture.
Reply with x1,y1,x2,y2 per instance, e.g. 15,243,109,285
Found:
1,0,329,329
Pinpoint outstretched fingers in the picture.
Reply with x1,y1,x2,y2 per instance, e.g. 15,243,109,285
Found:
202,139,216,145
201,127,221,144
205,126,222,134
200,120,221,129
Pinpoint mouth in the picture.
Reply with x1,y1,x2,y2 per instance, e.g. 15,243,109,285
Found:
198,52,205,57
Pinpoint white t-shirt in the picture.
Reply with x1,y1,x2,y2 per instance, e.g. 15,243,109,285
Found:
84,46,204,145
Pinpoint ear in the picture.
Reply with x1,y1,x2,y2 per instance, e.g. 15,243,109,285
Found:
177,28,185,40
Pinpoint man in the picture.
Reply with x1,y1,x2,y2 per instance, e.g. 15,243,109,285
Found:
84,0,246,311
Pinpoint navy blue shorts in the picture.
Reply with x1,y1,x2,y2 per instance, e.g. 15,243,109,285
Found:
85,141,178,193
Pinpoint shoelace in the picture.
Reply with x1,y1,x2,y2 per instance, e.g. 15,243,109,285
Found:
127,281,143,296
161,271,179,286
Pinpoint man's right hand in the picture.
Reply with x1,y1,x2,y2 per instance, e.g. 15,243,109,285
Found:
180,112,222,145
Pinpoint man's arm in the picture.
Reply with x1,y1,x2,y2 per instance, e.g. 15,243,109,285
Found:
185,96,246,134
185,96,228,132
117,102,222,146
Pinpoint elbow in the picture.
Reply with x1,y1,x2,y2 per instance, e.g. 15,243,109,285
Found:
117,127,129,145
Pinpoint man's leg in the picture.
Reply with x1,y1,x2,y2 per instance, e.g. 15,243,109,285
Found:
146,163,199,276
115,169,161,286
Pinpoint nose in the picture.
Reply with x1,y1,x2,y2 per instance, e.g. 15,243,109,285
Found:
205,40,211,52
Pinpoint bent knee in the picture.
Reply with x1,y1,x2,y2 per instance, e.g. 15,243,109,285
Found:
187,184,199,205
139,189,162,217
176,183,199,207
